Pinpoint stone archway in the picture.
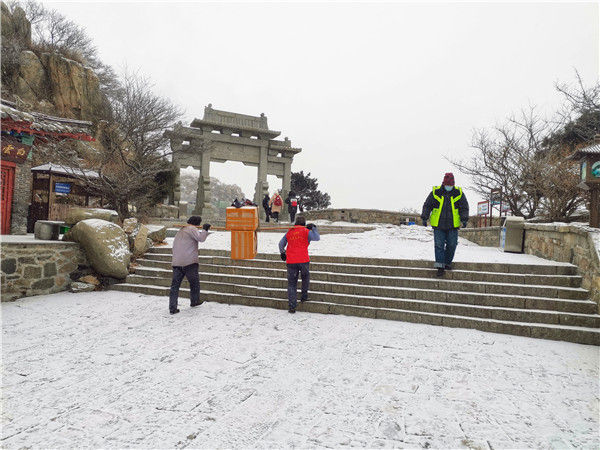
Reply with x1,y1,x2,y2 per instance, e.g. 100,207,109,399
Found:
165,105,301,220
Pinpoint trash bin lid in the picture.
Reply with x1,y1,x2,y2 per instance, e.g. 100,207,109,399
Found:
502,216,525,228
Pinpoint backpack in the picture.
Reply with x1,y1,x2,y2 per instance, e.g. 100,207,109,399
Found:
274,195,282,206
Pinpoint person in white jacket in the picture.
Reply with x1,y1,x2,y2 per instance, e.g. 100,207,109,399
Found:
169,216,211,314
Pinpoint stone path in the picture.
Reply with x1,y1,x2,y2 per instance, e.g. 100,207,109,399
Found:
2,291,598,448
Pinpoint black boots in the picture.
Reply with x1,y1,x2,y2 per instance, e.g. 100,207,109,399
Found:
436,268,445,277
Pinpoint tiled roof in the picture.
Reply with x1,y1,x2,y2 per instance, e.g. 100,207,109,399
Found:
1,100,93,135
31,163,99,178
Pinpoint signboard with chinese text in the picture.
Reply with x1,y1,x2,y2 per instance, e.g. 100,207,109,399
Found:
1,137,30,164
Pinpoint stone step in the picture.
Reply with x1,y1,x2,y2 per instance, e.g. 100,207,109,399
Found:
133,261,588,300
126,273,597,315
145,247,578,275
137,255,582,287
109,283,600,346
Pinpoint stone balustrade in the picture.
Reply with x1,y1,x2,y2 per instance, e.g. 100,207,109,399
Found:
303,209,419,225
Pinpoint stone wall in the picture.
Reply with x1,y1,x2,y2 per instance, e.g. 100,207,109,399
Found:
459,227,501,247
10,159,31,235
523,224,600,305
460,223,600,306
1,241,88,301
303,209,419,225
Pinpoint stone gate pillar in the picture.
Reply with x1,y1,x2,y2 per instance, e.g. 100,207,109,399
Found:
282,161,292,221
193,148,212,216
254,146,269,220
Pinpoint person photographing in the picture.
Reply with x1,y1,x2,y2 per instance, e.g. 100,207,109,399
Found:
278,216,320,313
169,216,211,314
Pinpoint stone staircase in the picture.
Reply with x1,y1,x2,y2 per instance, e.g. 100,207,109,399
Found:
111,247,600,345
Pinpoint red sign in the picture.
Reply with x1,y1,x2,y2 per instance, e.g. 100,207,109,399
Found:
1,137,30,164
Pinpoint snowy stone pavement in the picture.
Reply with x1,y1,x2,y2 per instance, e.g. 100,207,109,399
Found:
2,291,599,449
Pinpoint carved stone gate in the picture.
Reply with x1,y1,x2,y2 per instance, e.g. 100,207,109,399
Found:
165,105,302,219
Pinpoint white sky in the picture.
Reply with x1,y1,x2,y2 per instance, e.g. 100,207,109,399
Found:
45,1,599,210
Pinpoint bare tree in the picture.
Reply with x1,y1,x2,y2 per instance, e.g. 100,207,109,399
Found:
450,73,599,222
38,71,183,220
448,107,551,219
553,71,600,147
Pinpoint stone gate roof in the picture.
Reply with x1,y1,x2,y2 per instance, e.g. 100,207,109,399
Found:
190,104,281,139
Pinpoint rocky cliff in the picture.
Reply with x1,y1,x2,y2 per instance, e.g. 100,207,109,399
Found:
1,3,106,121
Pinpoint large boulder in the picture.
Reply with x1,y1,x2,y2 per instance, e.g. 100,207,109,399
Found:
65,208,119,226
66,219,131,279
146,225,167,243
132,224,152,257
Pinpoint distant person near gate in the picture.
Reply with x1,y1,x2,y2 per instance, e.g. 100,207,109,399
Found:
421,172,469,277
278,216,320,313
169,216,211,315
263,193,271,223
270,191,283,223
285,191,299,223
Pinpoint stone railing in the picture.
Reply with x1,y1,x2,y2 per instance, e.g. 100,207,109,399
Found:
460,224,600,307
1,239,88,301
303,209,418,225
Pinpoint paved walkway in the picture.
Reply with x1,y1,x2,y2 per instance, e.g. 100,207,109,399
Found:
2,291,598,448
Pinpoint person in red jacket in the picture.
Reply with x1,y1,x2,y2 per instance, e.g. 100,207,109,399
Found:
278,216,321,313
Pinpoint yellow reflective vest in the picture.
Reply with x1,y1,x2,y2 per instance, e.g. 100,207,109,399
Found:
429,186,463,228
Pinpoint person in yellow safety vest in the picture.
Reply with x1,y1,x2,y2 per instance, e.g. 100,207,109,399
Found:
420,172,470,277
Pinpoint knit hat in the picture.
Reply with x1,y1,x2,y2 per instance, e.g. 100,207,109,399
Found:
442,172,455,186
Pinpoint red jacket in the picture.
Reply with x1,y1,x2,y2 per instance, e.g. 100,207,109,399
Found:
285,226,310,264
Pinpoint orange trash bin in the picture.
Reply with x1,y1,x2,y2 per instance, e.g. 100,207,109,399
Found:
231,230,258,260
226,206,259,231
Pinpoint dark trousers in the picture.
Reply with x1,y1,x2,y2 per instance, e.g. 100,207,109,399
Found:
169,263,200,311
264,207,271,222
287,262,310,309
272,211,279,223
289,208,297,223
433,228,458,269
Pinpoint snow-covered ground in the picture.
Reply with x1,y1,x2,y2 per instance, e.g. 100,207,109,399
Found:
2,291,598,448
168,223,570,266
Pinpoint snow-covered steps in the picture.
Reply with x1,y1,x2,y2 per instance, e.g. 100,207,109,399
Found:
112,248,600,345
110,283,600,345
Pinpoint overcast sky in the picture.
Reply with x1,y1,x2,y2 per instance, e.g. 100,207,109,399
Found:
45,1,598,210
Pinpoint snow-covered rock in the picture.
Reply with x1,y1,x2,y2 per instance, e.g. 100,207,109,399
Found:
121,217,139,234
132,224,152,257
64,208,118,226
146,224,167,243
66,219,131,279
69,281,95,293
